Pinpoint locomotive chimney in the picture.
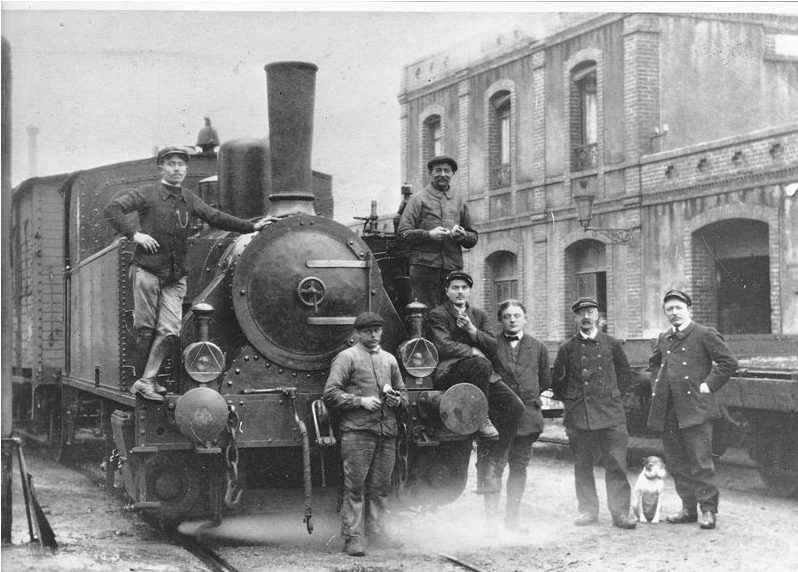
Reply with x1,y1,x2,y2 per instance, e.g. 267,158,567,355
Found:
264,61,318,217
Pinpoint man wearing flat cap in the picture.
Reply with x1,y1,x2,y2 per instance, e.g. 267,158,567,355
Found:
427,270,524,496
324,311,408,556
647,289,738,530
552,297,638,530
397,155,478,310
104,146,274,402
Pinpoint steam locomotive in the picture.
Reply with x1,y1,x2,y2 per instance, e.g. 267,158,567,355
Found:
10,62,484,528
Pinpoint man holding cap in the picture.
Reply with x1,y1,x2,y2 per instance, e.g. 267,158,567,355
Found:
552,297,637,529
323,311,408,556
397,155,478,310
427,270,524,495
104,145,274,402
647,289,738,530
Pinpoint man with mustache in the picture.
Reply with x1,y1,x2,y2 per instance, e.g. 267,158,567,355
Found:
104,146,274,401
647,290,738,530
552,297,637,530
397,155,478,310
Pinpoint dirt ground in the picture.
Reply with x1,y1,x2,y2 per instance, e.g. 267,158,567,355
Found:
2,434,797,572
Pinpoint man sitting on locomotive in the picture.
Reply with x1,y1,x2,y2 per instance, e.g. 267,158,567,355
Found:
323,312,408,557
103,145,273,402
427,270,524,495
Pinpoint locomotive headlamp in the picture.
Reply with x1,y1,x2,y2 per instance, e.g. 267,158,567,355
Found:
183,302,225,383
183,341,225,383
399,337,438,378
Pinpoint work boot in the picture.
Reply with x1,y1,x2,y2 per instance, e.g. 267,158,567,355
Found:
151,379,168,395
130,379,165,402
475,461,500,495
477,418,500,441
344,538,366,557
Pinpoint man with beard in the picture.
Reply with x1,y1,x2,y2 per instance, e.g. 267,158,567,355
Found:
397,155,478,310
647,290,738,530
552,297,637,530
428,271,524,495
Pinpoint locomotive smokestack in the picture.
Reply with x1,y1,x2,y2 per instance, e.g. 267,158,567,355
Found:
265,61,318,217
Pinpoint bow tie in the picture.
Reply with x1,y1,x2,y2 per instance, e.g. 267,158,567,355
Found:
505,335,519,341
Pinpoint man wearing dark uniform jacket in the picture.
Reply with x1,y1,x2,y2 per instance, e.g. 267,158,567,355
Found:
647,289,738,530
552,297,637,530
104,146,273,401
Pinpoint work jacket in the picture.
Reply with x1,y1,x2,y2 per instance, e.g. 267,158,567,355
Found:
104,182,256,282
427,300,497,380
397,183,478,271
646,321,738,431
552,332,633,431
323,344,408,437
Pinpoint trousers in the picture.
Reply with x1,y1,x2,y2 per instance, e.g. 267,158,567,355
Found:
566,424,632,518
662,401,719,513
340,431,396,541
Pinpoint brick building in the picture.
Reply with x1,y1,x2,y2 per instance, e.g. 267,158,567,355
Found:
398,12,798,341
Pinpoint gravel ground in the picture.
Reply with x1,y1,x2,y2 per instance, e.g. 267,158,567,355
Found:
2,426,797,572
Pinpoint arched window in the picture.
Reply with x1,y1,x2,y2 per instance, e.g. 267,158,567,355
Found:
424,115,442,159
489,91,511,189
486,251,518,311
570,62,597,171
565,239,606,332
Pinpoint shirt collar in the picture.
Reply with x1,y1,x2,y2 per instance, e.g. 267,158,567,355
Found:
159,181,186,202
579,328,598,340
672,318,692,333
505,331,524,341
426,183,453,200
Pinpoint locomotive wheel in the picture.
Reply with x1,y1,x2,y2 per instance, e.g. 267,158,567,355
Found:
397,440,472,508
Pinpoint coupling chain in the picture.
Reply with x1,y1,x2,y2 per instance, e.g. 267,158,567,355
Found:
224,406,243,507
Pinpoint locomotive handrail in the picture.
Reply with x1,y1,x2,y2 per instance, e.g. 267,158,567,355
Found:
69,237,127,273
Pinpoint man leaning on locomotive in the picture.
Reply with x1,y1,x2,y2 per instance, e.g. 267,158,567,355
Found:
103,145,275,402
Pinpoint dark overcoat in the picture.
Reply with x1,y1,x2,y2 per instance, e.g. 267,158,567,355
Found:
646,321,738,431
491,334,551,436
551,332,633,431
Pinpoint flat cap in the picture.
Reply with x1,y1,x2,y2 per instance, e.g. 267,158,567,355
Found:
427,155,458,173
353,311,385,330
663,289,692,306
571,297,599,313
156,146,191,165
444,270,473,288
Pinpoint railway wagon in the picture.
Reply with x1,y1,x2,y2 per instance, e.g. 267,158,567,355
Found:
10,61,483,528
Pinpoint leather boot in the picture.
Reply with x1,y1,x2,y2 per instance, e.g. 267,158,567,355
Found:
475,460,501,495
130,378,165,402
141,335,171,394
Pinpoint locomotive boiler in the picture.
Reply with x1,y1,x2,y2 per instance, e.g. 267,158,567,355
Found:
10,61,485,528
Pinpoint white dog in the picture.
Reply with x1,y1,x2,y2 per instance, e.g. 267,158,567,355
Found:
633,456,667,523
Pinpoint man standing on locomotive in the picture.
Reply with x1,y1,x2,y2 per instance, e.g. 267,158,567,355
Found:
647,289,738,530
103,146,273,402
323,312,408,557
397,155,478,310
427,270,524,496
551,297,638,530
